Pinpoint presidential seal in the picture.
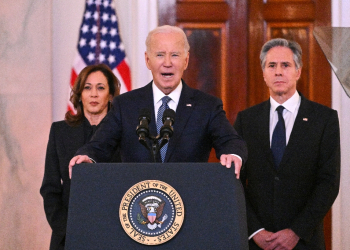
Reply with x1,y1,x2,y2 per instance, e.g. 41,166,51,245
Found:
119,180,184,245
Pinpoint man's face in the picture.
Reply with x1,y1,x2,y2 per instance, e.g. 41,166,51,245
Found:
145,32,189,95
263,46,301,102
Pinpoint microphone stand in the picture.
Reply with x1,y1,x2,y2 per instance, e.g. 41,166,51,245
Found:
136,108,174,163
136,133,165,163
148,135,169,163
150,136,159,163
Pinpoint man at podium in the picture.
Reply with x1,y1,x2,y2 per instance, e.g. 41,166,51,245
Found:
69,25,247,179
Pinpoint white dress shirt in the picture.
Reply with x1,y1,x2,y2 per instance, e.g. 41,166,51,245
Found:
152,81,182,121
269,91,301,145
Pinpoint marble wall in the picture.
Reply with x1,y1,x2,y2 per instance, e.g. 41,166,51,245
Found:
0,1,52,249
0,0,157,249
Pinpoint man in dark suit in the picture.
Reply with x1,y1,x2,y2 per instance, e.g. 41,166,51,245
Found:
69,25,247,178
234,38,340,249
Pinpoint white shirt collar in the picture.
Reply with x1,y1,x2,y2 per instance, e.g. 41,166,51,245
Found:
152,81,182,107
270,91,300,114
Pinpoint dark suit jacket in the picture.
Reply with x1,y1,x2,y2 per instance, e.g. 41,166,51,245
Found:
40,120,120,250
76,81,247,163
234,94,340,250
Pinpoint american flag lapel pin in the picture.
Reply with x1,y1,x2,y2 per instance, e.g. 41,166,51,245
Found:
303,118,308,121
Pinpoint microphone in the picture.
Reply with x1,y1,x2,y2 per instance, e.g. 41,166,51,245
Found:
136,108,151,142
160,109,175,142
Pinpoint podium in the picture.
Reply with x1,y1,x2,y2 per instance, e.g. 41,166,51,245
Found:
66,163,248,249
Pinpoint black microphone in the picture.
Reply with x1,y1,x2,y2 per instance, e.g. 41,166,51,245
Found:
136,108,151,141
160,109,175,140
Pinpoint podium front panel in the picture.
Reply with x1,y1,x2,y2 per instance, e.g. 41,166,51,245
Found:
66,163,248,249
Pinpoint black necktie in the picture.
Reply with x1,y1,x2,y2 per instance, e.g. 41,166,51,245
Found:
271,106,286,168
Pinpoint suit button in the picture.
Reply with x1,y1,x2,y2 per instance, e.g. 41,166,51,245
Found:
275,177,280,181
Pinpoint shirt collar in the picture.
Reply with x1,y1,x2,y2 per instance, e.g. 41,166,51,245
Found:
270,91,300,114
152,80,182,105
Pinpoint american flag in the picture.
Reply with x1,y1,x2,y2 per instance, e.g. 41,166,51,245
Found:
68,0,131,112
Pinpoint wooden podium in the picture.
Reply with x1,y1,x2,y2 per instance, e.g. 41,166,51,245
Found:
66,163,248,249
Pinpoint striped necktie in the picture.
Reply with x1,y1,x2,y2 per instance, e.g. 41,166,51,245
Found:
156,96,171,162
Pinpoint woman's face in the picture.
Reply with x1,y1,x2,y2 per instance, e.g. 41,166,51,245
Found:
81,71,112,118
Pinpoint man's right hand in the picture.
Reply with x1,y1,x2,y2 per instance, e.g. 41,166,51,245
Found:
252,230,274,249
69,155,93,178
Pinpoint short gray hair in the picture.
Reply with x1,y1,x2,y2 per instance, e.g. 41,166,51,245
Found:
145,25,190,53
260,38,303,70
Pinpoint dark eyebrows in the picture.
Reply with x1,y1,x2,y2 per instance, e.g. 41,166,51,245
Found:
267,61,293,66
84,82,106,86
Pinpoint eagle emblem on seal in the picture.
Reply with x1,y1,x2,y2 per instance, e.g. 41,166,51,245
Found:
137,196,168,230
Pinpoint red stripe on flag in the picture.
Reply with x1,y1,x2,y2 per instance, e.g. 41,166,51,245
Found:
67,68,78,114
70,68,78,87
67,105,75,114
116,60,132,91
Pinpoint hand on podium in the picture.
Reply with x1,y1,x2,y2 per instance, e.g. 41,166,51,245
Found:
69,155,93,178
220,154,242,179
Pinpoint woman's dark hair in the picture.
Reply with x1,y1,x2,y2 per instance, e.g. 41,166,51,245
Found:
65,64,121,126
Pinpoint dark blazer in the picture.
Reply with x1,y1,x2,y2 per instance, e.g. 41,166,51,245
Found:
234,94,340,250
40,120,120,250
76,81,247,163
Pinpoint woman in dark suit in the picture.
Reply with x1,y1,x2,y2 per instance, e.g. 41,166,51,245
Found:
40,64,121,250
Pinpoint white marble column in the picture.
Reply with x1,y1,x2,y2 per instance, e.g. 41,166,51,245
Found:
0,1,52,249
332,1,350,249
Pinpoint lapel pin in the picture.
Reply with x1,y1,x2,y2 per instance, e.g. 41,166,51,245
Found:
186,104,192,107
303,118,308,121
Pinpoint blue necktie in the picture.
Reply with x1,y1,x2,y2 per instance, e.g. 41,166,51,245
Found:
157,96,171,162
271,106,286,168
